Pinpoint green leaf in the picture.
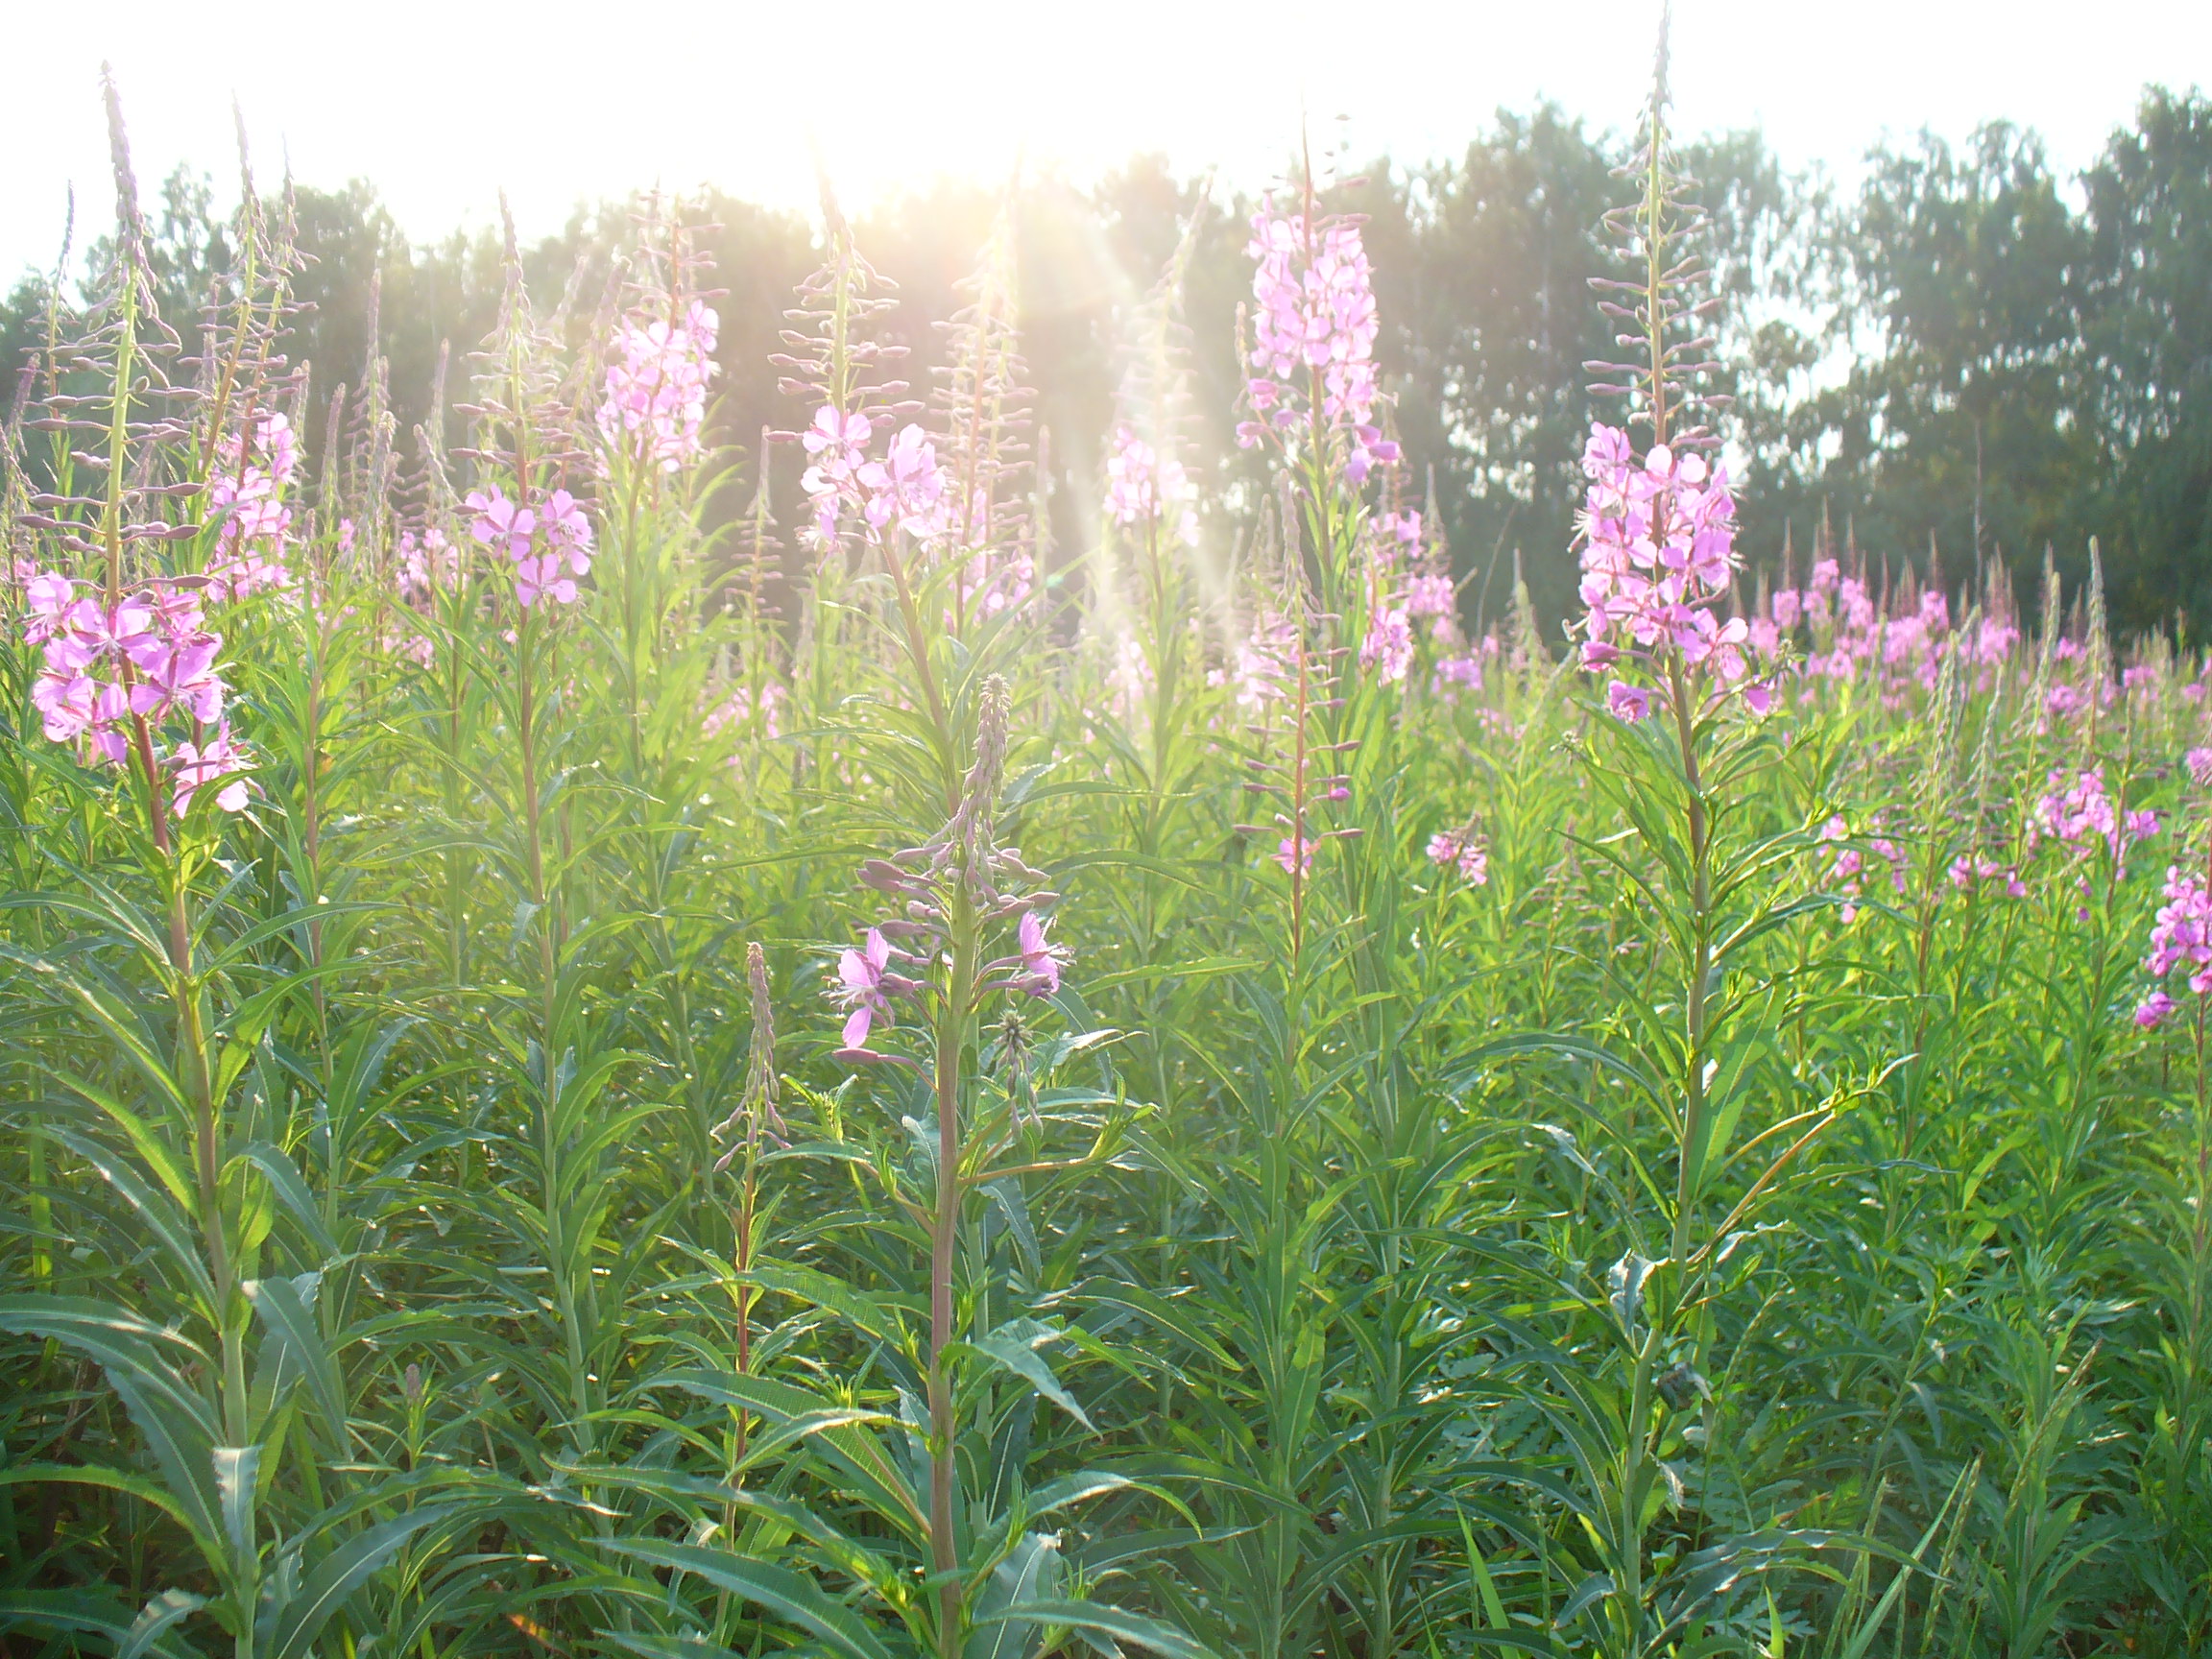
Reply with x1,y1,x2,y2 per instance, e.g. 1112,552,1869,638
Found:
0,1587,197,1659
961,1321,1093,1431
236,1142,342,1263
603,1541,900,1659
264,1504,465,1659
119,1590,205,1659
976,1600,1216,1659
214,1445,259,1565
247,1273,349,1454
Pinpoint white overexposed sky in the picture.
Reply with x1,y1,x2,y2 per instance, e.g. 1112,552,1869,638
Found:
0,0,2203,278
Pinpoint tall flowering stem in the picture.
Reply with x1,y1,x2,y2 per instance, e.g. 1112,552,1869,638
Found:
1503,22,1850,1651
826,675,1081,1658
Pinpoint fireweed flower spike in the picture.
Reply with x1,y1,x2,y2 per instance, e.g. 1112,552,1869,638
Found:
20,570,253,820
1238,199,1399,482
596,298,719,472
2135,866,2212,1028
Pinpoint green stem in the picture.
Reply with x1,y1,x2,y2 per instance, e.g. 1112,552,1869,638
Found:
928,894,976,1659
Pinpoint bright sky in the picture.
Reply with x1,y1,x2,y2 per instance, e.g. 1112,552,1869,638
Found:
2,0,2204,279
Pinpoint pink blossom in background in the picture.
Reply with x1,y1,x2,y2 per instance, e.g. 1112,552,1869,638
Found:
205,413,301,601
1210,613,1300,709
2033,767,2137,856
704,679,787,745
397,528,461,605
1106,426,1198,545
1433,654,1483,696
2138,991,2177,1029
1407,573,1455,618
1427,829,1490,884
1360,605,1414,683
597,300,718,471
2187,746,2212,786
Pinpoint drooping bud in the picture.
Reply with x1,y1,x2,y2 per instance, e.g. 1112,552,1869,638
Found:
714,941,785,1167
935,673,1013,887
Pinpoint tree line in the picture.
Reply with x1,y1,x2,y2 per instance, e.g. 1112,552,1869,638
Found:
5,88,2206,636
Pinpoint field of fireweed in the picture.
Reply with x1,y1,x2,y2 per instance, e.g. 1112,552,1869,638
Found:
7,46,2212,1659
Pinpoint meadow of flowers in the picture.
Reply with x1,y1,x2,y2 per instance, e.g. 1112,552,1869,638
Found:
8,51,2212,1659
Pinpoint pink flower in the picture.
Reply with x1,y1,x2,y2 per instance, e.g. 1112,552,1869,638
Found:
705,680,787,745
1407,573,1455,618
1275,832,1317,876
1434,654,1483,695
467,489,536,562
2186,746,2212,787
832,927,899,1052
126,627,226,725
1017,909,1068,996
515,555,578,610
856,424,949,543
1607,680,1653,722
1360,606,1414,683
598,301,718,471
1106,426,1196,544
540,489,595,575
1427,830,1489,884
169,722,251,815
1241,204,1391,480
2138,991,2176,1029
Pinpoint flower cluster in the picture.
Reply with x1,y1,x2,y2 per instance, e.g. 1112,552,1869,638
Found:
467,486,594,610
24,572,249,816
2032,767,2156,862
2136,867,2212,1028
205,412,299,602
1237,205,1398,484
1106,426,1197,546
1427,827,1490,884
1207,609,1308,709
597,300,718,472
1818,814,1906,925
397,527,461,607
1949,854,2026,899
1575,422,1751,699
800,407,950,549
704,679,786,745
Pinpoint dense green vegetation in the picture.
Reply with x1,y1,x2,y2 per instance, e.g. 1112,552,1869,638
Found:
4,55,2212,1659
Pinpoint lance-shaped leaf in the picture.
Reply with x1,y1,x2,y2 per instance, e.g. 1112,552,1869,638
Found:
602,1541,901,1659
